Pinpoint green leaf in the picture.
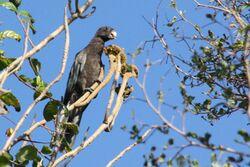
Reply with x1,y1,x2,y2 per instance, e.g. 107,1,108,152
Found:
0,1,17,12
32,76,52,100
32,76,44,87
19,74,33,84
186,132,198,138
192,160,199,167
167,160,173,167
157,90,164,104
41,146,52,155
131,47,142,58
19,11,36,34
208,30,214,38
29,23,36,34
43,100,61,122
18,10,35,23
176,155,186,167
0,50,4,56
30,58,41,74
18,9,30,17
0,56,16,71
33,85,52,100
0,30,21,41
0,152,13,167
194,24,201,32
238,130,250,142
211,153,217,163
168,138,174,145
166,16,177,27
170,0,176,8
9,0,22,8
198,133,211,145
32,156,42,167
62,122,79,135
0,92,20,112
16,145,37,163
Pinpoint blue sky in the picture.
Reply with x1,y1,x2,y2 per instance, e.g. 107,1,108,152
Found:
0,0,249,166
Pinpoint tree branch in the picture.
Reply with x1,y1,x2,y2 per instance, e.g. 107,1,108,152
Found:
106,128,153,167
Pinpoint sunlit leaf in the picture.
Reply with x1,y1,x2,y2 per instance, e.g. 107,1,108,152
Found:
43,100,61,122
238,130,250,142
0,152,13,167
0,92,20,112
30,58,41,74
19,74,34,84
9,0,21,8
0,1,17,12
0,30,21,41
0,56,16,71
41,146,52,155
0,50,4,56
16,145,37,163
194,24,201,32
62,122,79,135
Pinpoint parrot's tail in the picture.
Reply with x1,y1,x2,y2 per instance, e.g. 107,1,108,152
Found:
58,104,88,152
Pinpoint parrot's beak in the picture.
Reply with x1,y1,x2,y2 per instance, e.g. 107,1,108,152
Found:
109,30,117,39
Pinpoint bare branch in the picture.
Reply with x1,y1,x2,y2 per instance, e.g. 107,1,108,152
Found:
8,120,47,149
193,0,230,13
106,128,153,167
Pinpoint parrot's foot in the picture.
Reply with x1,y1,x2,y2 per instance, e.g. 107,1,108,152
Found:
94,79,102,84
83,87,94,93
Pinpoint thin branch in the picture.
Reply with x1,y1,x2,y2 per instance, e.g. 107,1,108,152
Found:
193,0,247,27
106,128,153,167
8,120,47,149
193,0,230,13
136,61,185,136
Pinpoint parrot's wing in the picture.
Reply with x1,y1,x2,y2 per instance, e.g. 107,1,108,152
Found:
64,49,87,104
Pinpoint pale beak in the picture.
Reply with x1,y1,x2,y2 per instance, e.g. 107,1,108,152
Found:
109,30,117,39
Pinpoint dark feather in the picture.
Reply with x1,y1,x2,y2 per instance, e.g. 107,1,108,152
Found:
60,26,117,151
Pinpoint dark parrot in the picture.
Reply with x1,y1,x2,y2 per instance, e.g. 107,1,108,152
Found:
60,26,117,150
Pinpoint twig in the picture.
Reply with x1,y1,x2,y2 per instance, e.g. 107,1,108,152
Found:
106,128,153,167
193,0,230,13
193,0,246,27
8,120,47,150
136,60,185,136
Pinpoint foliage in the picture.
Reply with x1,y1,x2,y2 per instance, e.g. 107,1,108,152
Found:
127,0,250,166
0,0,249,166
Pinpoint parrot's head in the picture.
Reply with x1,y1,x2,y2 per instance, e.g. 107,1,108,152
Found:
95,26,117,42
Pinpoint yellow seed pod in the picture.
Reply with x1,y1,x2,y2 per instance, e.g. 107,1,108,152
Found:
5,128,14,137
